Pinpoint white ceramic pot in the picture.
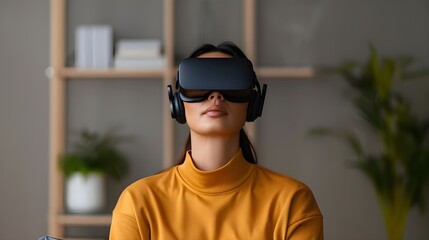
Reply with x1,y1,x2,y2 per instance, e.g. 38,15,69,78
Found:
66,172,105,213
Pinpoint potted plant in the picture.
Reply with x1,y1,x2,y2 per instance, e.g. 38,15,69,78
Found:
60,128,129,213
310,46,429,240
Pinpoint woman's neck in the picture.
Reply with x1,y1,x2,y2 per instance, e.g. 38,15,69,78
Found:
189,132,240,171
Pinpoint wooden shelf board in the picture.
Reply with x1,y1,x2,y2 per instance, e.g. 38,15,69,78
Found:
65,238,105,240
256,67,316,78
58,214,112,226
59,67,316,79
61,68,164,78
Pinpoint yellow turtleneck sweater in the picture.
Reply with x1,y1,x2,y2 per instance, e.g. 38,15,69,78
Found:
109,150,323,240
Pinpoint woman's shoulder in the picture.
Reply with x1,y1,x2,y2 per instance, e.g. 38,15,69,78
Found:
124,166,178,194
113,167,179,215
252,164,311,192
251,165,321,212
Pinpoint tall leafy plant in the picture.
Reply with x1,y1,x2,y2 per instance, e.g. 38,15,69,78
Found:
311,47,429,240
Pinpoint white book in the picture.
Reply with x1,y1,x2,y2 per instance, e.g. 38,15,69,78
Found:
116,39,162,58
116,50,160,58
75,26,93,68
113,56,165,69
92,26,113,69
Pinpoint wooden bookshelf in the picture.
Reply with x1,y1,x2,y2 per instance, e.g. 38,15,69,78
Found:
48,0,315,238
48,0,175,238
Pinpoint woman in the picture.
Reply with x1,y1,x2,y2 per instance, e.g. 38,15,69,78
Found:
109,42,323,240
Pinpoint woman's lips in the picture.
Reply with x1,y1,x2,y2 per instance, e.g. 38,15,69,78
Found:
203,106,227,117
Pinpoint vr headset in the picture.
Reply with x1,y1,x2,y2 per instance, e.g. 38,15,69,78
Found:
168,58,267,124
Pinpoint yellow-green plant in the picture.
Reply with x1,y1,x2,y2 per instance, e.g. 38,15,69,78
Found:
311,47,429,240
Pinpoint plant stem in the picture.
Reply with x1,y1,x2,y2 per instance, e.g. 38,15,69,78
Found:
378,185,412,240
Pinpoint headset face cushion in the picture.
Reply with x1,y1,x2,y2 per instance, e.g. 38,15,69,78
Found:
179,89,252,103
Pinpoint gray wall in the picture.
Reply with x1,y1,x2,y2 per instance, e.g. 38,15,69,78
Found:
1,0,428,239
0,0,50,239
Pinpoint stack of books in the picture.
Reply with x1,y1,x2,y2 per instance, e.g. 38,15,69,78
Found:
114,39,165,69
75,25,113,69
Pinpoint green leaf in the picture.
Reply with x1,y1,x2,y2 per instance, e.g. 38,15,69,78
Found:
59,128,130,180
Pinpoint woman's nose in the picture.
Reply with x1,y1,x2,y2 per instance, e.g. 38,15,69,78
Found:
208,91,225,102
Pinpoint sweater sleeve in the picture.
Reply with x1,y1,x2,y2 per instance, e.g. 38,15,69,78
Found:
287,215,324,240
109,189,149,240
283,185,324,240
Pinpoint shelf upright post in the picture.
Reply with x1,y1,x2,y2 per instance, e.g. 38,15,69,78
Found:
243,0,257,144
49,0,66,237
163,0,175,168
243,0,256,63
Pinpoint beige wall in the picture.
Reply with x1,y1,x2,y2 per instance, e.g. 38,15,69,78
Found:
1,0,429,239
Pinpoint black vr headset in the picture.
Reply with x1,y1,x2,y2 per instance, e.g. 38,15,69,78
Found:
167,58,267,124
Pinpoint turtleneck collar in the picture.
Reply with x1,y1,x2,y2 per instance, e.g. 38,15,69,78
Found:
176,149,254,195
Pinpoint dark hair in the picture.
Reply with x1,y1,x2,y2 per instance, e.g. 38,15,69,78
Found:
175,41,258,165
